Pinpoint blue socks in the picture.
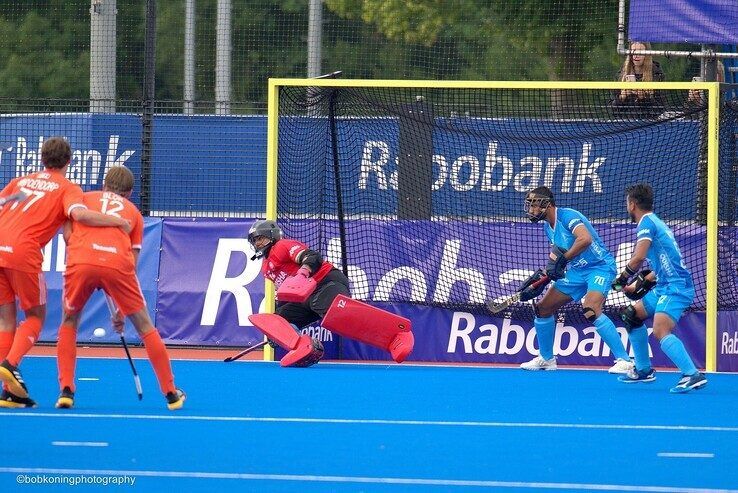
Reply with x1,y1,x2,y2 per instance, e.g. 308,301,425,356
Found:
628,325,652,371
534,316,556,360
593,314,630,361
660,334,698,376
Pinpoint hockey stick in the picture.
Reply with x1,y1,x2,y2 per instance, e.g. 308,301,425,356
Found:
223,340,269,362
104,293,143,400
0,190,28,206
486,276,550,314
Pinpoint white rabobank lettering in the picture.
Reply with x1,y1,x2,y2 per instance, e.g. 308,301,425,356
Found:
721,331,738,354
301,325,334,342
14,136,44,175
446,311,651,357
450,155,479,191
325,237,372,299
513,156,542,192
482,141,513,191
11,135,134,186
41,234,67,273
432,154,448,191
201,239,261,326
359,141,392,190
358,140,605,194
573,143,604,193
543,157,575,192
433,239,486,303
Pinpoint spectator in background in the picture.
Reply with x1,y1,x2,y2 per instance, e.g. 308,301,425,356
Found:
611,41,665,118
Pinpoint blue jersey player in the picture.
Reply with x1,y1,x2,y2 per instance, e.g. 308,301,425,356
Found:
613,184,706,393
519,186,633,373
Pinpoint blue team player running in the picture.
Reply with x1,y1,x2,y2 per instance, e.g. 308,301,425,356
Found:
519,186,633,373
613,183,707,393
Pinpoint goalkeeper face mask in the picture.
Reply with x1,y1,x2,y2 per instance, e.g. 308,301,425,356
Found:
248,220,284,260
524,196,550,223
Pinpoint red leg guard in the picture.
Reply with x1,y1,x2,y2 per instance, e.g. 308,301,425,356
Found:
321,295,414,363
248,313,300,350
280,335,324,367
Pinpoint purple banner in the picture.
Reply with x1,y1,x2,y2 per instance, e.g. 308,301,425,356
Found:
629,0,738,44
340,303,706,369
717,311,738,372
157,219,265,346
156,218,716,370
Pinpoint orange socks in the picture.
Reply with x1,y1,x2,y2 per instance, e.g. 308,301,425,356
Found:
142,329,176,395
57,324,78,392
0,331,14,361
5,316,43,366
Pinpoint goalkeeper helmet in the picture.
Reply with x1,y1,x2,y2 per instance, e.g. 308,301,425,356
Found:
248,220,283,259
524,187,554,223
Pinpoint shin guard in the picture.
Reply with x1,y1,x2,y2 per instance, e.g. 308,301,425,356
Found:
321,295,414,363
248,313,323,367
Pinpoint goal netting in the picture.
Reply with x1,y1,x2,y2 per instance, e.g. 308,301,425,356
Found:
272,81,736,321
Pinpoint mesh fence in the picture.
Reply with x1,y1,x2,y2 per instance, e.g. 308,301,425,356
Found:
0,1,733,218
275,84,738,321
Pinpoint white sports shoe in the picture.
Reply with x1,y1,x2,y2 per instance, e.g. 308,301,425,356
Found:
520,355,557,371
608,358,635,374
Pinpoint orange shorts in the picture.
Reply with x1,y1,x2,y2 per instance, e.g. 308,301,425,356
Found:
63,264,145,316
0,267,46,311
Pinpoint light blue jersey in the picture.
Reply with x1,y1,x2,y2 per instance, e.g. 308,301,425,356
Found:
544,207,615,270
636,213,693,290
544,207,616,301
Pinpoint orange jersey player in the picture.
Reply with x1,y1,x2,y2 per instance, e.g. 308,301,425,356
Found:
56,165,185,411
0,137,131,408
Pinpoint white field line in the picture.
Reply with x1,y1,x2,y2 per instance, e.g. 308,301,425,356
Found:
3,412,738,433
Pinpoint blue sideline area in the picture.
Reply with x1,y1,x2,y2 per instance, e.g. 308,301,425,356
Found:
0,356,737,492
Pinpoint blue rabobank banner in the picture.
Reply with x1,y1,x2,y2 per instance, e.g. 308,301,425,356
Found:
0,114,267,213
1,114,703,219
283,117,703,221
27,217,738,370
629,0,738,44
149,218,719,369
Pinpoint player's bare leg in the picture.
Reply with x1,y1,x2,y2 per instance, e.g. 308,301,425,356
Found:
520,287,570,370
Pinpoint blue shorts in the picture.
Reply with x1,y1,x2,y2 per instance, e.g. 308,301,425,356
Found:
552,264,616,302
641,286,695,323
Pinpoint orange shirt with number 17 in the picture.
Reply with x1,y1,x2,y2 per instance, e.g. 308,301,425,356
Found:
65,191,144,275
0,170,86,273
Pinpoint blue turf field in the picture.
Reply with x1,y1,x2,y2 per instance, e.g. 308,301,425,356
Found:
0,356,737,492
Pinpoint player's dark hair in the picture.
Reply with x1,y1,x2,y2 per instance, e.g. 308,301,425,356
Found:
41,137,72,169
528,186,555,206
626,183,654,211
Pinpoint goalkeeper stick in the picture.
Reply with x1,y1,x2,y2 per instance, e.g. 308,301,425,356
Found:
223,340,269,362
0,191,28,206
486,276,549,314
104,293,143,400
